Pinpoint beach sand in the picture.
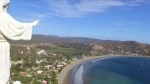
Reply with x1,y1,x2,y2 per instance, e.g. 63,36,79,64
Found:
58,56,109,84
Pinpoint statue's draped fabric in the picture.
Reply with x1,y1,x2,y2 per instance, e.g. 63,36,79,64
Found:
0,12,33,83
0,12,33,40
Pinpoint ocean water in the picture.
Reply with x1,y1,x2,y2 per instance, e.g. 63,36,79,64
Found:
70,56,150,84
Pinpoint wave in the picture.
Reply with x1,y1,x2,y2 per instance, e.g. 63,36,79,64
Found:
74,65,84,84
91,57,107,63
72,56,113,84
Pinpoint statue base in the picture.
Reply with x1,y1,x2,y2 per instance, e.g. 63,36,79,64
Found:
0,73,10,84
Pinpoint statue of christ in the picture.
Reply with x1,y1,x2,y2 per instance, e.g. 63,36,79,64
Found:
0,0,39,83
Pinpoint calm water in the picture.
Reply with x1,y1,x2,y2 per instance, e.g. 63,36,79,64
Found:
86,57,150,84
70,56,150,84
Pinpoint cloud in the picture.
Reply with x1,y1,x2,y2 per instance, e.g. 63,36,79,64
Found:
15,12,49,22
27,4,39,8
44,0,127,17
133,0,145,3
43,0,147,18
28,12,48,20
15,17,38,22
44,0,85,17
104,27,137,32
114,21,137,26
75,0,126,12
128,21,137,24
125,0,150,6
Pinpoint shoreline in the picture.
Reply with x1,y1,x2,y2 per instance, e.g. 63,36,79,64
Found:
57,55,149,84
58,55,111,84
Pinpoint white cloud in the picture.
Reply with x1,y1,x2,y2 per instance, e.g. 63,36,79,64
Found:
43,0,148,18
27,4,39,8
44,0,128,17
134,0,145,3
128,21,137,24
15,12,49,22
28,12,48,20
44,0,84,17
114,21,137,26
75,0,126,12
104,27,137,32
125,0,150,6
15,17,37,22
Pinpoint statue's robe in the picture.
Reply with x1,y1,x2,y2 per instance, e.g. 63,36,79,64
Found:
0,12,33,84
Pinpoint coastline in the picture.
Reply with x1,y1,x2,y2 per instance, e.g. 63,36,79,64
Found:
58,55,111,84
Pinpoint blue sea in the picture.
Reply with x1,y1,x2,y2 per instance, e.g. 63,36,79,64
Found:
70,56,150,84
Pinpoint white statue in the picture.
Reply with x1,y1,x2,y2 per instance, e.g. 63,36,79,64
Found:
0,0,39,84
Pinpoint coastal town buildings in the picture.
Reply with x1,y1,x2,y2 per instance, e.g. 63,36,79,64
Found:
13,80,22,84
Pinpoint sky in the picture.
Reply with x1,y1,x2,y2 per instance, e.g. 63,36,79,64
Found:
8,0,150,43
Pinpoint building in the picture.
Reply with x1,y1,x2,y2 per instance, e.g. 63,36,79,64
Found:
36,50,47,56
13,80,21,84
37,70,43,74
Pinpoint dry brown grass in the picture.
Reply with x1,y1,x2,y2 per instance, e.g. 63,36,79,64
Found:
92,44,103,50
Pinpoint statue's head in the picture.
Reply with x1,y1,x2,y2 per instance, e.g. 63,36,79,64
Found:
0,0,10,12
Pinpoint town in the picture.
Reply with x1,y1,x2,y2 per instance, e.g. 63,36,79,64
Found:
10,37,150,84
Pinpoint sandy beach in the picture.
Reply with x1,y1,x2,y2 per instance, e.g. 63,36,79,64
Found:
58,56,109,84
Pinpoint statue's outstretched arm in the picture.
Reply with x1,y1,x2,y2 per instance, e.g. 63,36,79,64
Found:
7,14,39,30
1,13,39,40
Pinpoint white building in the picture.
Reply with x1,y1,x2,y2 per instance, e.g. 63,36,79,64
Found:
45,65,53,69
53,69,58,72
36,59,43,64
27,47,30,50
37,70,43,74
57,65,63,68
52,53,57,56
13,80,21,84
11,60,23,65
36,50,47,56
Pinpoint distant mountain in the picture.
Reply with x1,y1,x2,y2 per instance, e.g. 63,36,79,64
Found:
9,34,149,45
10,34,103,44
10,34,150,56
